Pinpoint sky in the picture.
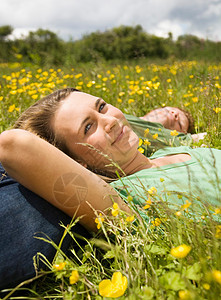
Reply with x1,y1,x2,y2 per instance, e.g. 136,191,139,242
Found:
1,0,221,41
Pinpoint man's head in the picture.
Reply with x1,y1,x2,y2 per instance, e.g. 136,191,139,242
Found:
142,106,195,133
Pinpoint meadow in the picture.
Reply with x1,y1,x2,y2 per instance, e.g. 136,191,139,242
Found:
0,59,221,299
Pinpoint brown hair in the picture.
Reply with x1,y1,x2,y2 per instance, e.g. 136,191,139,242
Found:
14,88,79,157
178,107,195,134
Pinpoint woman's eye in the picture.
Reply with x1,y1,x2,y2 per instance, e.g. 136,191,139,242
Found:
99,102,106,112
84,123,92,134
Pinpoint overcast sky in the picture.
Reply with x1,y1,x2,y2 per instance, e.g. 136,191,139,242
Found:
1,0,221,41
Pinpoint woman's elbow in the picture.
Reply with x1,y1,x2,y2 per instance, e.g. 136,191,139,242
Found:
0,129,29,164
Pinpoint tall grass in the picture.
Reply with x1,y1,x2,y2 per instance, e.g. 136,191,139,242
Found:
0,59,220,299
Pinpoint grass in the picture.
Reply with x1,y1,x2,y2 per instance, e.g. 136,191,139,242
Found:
0,59,221,299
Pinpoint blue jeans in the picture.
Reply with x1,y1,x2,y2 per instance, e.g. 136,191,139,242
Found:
0,163,89,289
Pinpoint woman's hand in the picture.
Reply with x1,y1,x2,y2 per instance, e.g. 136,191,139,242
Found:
0,129,131,232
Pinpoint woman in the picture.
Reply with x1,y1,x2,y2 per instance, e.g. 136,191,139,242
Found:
0,88,220,288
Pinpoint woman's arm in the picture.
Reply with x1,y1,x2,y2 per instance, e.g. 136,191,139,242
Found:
0,129,131,232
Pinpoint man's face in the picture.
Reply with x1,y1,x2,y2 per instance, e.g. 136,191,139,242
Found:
145,107,189,133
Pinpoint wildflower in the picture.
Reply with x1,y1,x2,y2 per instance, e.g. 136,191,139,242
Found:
184,102,190,107
95,213,104,229
211,270,221,284
112,203,119,217
144,139,151,146
99,272,128,298
213,107,221,113
192,97,198,103
0,96,3,101
117,98,122,103
118,91,125,97
138,147,144,153
69,270,79,284
148,187,157,195
128,99,135,104
152,133,158,139
151,218,161,226
189,75,194,78
175,211,182,217
178,289,192,299
202,283,210,290
170,130,179,136
160,178,164,182
215,225,221,239
32,94,38,100
126,215,135,222
143,198,152,209
144,128,150,136
171,244,191,258
167,78,171,82
213,207,221,214
139,138,143,146
181,200,192,212
53,262,66,271
8,104,15,112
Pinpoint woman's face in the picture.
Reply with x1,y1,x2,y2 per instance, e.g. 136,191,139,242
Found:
53,92,139,170
145,107,189,133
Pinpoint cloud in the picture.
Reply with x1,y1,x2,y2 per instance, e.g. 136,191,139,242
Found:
0,0,220,41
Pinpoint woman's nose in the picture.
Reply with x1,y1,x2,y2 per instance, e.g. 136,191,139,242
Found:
102,115,118,133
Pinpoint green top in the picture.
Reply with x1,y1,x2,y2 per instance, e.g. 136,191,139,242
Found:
125,114,193,156
110,146,221,222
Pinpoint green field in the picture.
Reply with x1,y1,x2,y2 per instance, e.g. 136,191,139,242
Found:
0,60,221,299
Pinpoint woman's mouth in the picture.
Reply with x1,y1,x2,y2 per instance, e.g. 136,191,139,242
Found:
112,126,124,145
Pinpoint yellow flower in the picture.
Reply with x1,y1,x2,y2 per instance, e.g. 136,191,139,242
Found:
192,97,198,103
144,139,151,146
213,107,221,113
139,138,143,146
138,147,144,153
143,198,152,209
213,207,221,215
152,133,158,139
211,270,221,284
178,289,192,299
151,217,161,226
8,104,15,112
112,203,119,217
170,130,179,136
0,96,3,101
181,200,192,212
144,128,150,136
215,225,221,239
53,262,66,271
32,94,38,100
95,213,104,229
202,283,210,290
69,270,79,284
189,75,194,78
160,178,164,182
128,99,135,104
171,244,191,258
175,211,182,217
99,272,128,298
126,215,135,222
148,187,157,195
